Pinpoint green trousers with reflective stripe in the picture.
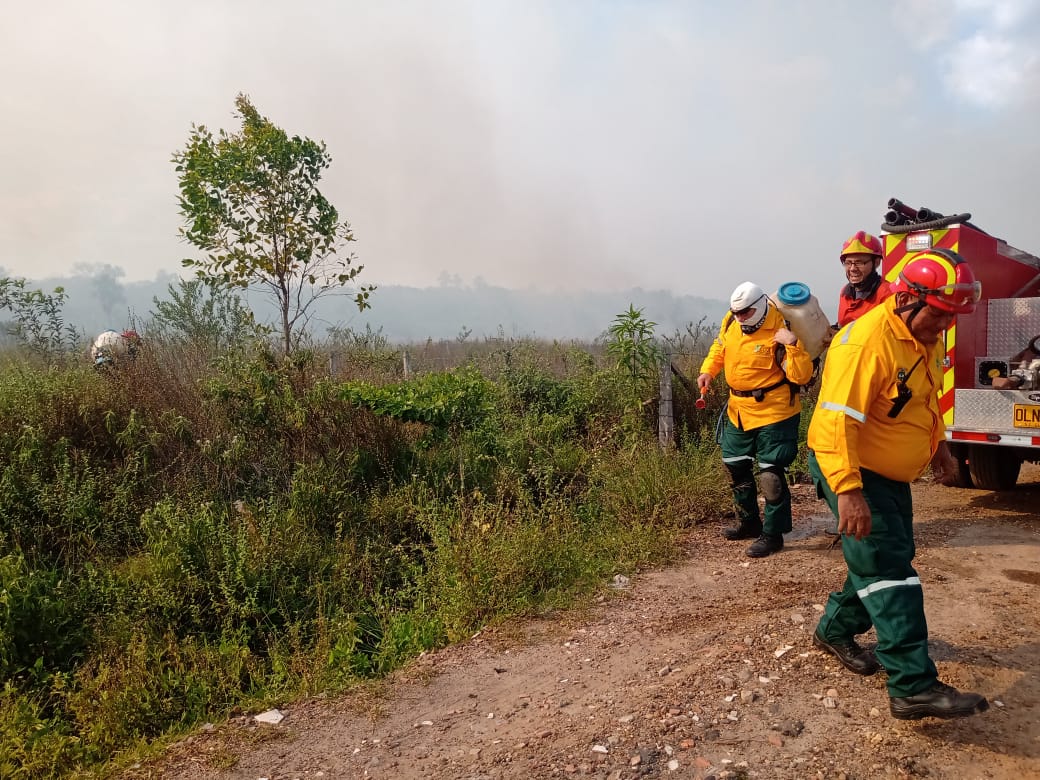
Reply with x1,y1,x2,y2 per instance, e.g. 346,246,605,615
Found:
721,412,799,537
809,451,938,697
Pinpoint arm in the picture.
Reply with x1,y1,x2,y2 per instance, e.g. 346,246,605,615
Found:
808,343,887,495
697,321,729,389
837,488,872,540
773,329,814,385
929,440,960,486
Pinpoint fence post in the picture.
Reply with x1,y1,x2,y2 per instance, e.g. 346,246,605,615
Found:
402,350,412,378
659,352,675,450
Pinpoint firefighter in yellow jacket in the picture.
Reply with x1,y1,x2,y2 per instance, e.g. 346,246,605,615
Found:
698,282,814,558
808,249,989,720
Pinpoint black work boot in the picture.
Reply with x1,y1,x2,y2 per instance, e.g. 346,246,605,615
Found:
890,682,989,720
746,534,783,558
722,522,762,541
812,629,881,676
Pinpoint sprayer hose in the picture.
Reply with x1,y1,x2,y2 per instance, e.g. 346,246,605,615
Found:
881,213,972,234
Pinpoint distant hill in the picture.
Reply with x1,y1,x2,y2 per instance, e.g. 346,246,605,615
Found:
8,269,729,344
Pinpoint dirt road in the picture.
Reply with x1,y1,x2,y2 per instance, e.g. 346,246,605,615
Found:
142,466,1040,780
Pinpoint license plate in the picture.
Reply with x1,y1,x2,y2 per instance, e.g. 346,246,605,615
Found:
1013,404,1040,428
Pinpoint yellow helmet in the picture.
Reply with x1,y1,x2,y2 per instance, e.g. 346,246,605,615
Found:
840,231,883,261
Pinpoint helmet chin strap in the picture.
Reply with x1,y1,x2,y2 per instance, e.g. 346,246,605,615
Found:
893,298,926,328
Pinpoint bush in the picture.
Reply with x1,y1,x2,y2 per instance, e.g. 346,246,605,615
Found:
0,684,84,779
66,627,264,761
0,331,742,778
0,555,90,684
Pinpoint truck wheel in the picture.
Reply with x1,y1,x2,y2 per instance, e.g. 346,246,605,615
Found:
947,444,974,488
967,445,1021,491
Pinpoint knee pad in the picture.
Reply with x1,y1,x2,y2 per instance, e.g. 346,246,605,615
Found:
724,459,754,490
759,466,788,503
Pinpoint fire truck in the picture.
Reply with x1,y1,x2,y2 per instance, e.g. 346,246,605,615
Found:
880,198,1040,490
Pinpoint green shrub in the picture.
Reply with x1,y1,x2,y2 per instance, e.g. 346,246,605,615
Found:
65,628,264,762
0,555,90,683
0,684,85,779
419,492,591,639
136,498,328,640
0,367,157,566
339,366,495,431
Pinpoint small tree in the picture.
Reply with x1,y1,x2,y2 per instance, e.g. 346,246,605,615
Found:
148,278,261,354
606,305,663,381
173,93,373,357
0,278,81,361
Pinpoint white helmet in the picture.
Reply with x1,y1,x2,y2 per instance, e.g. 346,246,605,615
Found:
729,282,768,334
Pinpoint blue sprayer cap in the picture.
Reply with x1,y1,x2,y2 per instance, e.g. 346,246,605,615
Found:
777,281,811,306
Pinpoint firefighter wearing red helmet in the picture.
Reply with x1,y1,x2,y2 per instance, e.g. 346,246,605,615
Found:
696,282,815,558
836,231,893,327
806,249,987,720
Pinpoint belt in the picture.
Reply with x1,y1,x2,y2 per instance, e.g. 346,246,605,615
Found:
728,378,788,402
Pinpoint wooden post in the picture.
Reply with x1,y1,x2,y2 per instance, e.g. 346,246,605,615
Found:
402,350,412,378
659,353,675,450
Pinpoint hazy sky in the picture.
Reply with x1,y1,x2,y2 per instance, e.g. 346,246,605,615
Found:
3,0,1039,313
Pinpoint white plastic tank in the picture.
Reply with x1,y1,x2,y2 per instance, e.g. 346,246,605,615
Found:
772,282,829,359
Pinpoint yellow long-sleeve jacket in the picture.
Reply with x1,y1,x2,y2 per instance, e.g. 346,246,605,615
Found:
699,305,814,431
808,297,945,494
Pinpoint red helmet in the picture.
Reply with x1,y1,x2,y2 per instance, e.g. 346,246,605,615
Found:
892,249,981,314
840,231,883,261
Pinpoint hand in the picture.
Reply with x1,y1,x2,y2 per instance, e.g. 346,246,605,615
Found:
930,442,960,487
774,328,797,346
837,489,872,541
697,372,712,391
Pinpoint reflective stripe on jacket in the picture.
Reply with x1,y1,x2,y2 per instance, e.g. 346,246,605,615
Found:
808,297,945,494
699,305,813,431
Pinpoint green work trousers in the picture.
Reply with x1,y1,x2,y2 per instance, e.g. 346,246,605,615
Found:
720,412,799,537
809,451,938,697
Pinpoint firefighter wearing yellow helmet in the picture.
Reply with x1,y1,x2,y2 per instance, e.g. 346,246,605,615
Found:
837,230,893,327
697,282,814,558
807,249,988,720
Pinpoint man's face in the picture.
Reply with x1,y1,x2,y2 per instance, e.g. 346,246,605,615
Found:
841,253,877,285
897,294,956,344
732,306,757,324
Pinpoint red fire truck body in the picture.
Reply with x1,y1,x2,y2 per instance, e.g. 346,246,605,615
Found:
879,200,1040,490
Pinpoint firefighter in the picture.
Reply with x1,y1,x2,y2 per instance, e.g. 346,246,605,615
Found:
697,282,814,558
90,329,141,369
807,249,989,720
821,231,897,536
836,230,893,327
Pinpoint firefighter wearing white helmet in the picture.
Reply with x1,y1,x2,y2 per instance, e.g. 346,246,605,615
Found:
729,282,770,333
90,329,141,368
697,282,814,557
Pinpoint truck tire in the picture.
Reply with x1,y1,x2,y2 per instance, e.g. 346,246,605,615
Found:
967,445,1021,491
946,443,973,488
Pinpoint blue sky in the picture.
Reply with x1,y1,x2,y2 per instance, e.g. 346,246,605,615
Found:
2,0,1038,314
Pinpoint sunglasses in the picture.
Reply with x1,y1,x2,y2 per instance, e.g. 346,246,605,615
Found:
929,281,983,307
